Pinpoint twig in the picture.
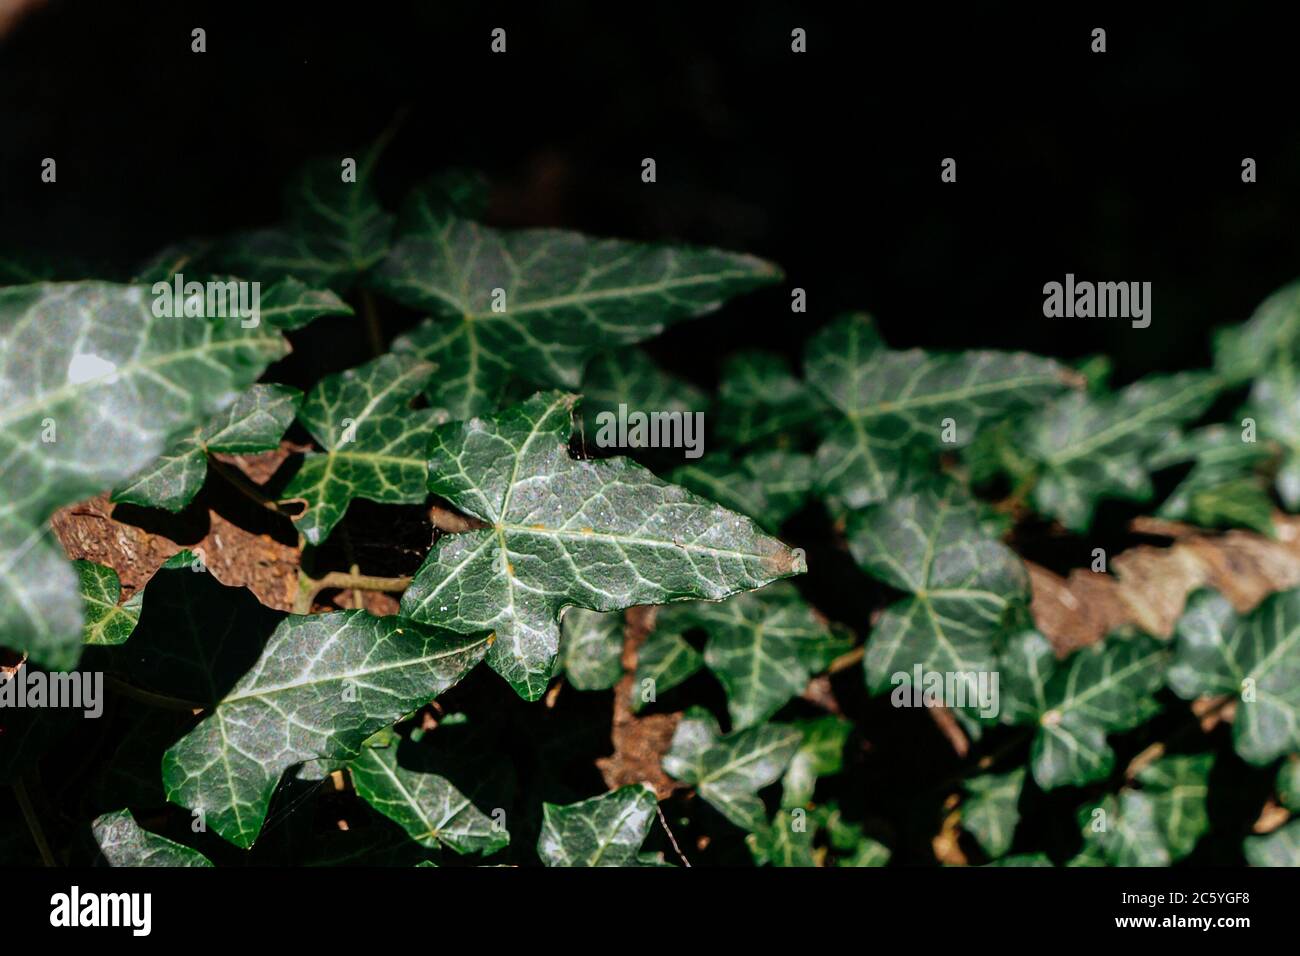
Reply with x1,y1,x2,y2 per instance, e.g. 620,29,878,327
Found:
827,645,864,674
13,778,55,867
656,802,691,868
294,571,413,614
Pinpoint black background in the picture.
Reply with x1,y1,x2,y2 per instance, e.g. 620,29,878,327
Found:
3,1,1298,383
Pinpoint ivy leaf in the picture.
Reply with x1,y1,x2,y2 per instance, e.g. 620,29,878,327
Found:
1277,757,1300,812
1213,280,1300,384
671,450,815,532
662,707,801,831
1243,365,1300,510
631,628,703,712
373,216,780,402
556,608,624,691
654,582,850,730
713,351,825,450
92,810,213,867
806,313,1072,511
537,784,668,866
1169,588,1300,764
256,278,355,331
395,169,492,234
218,154,393,290
282,353,441,545
1148,424,1275,534
0,282,288,669
962,768,1025,860
399,391,807,701
1245,819,1300,865
1028,633,1168,790
1076,754,1213,866
580,348,709,442
996,629,1056,725
1024,373,1222,531
349,730,512,857
814,806,892,866
781,715,852,809
163,609,490,849
75,560,142,645
112,383,302,512
747,809,817,866
95,560,491,849
847,480,1030,694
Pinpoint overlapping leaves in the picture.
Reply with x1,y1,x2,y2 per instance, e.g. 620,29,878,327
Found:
0,282,288,669
399,391,807,701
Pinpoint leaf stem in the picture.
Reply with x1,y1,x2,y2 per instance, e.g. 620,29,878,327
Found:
13,778,56,867
294,571,413,614
105,675,203,712
207,455,288,514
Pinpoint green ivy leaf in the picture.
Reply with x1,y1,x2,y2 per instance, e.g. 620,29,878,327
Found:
1169,588,1300,764
580,348,709,441
163,608,489,849
747,809,817,866
781,715,852,809
713,351,826,450
0,282,288,669
112,383,302,512
1148,424,1275,534
806,313,1071,512
349,730,512,857
399,391,806,701
1277,757,1300,812
537,784,668,866
847,480,1029,694
662,707,801,831
1243,364,1300,510
1025,373,1222,531
92,810,213,867
1244,819,1300,865
631,627,703,712
1027,633,1168,790
283,353,441,545
1076,754,1213,866
218,154,393,290
556,608,624,691
373,216,780,406
962,767,1025,859
671,450,815,532
75,560,142,645
654,582,849,730
1214,280,1300,384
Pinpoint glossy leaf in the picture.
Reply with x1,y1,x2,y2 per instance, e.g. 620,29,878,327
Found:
662,707,801,831
806,313,1072,511
962,768,1025,859
75,560,142,646
92,810,213,867
0,282,288,669
113,383,302,512
655,583,850,730
847,480,1030,694
556,608,624,691
282,353,441,545
373,216,780,408
537,784,667,867
1169,588,1300,764
399,391,806,700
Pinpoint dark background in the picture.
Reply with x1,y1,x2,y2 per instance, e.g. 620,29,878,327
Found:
3,1,1298,384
